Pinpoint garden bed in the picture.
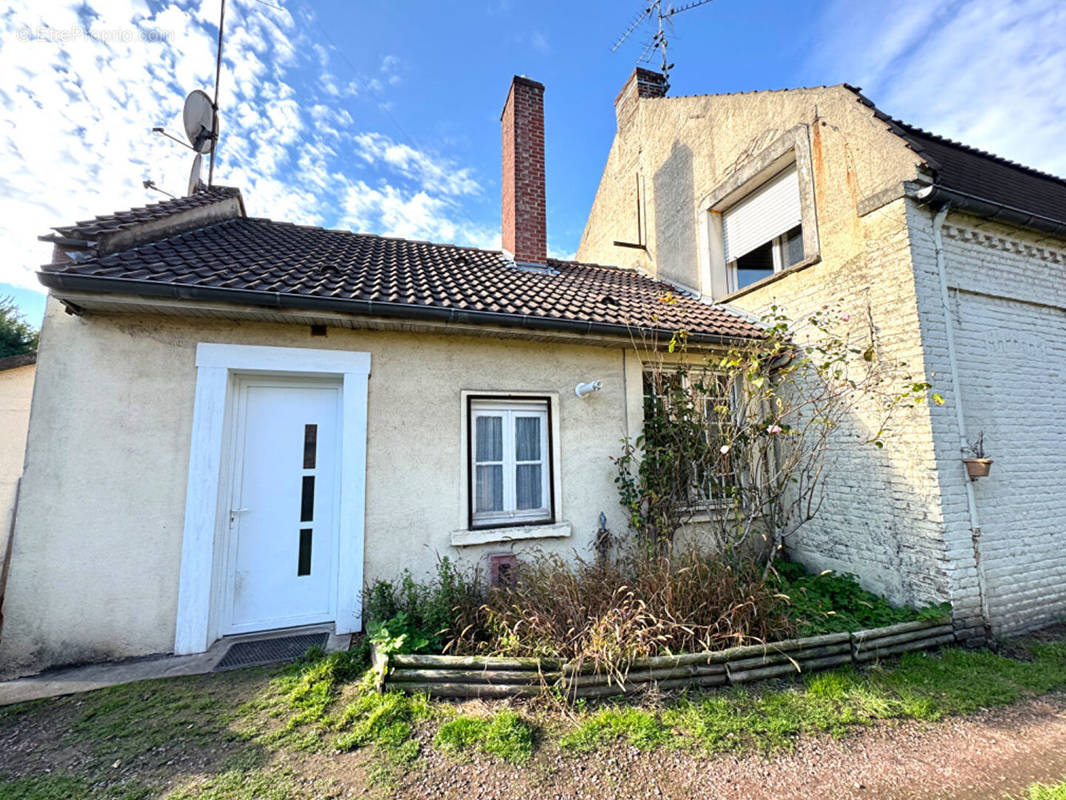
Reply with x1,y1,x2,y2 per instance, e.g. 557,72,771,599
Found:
375,617,955,698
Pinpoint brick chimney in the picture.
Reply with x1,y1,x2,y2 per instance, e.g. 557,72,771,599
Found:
614,68,669,129
501,75,546,265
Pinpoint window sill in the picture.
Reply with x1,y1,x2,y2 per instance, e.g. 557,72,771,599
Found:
681,506,763,524
450,521,572,548
722,253,821,302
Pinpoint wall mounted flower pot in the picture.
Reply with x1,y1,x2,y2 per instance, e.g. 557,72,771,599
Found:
962,458,993,479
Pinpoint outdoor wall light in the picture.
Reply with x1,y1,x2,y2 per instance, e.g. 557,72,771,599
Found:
575,380,602,398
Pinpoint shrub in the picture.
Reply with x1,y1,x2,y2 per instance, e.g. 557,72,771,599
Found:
771,560,950,635
363,556,485,655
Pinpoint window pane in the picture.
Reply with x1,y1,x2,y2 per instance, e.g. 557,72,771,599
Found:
475,416,503,462
516,464,542,510
298,529,312,576
475,464,503,512
734,240,775,289
303,424,317,469
300,475,314,522
785,225,804,266
515,416,541,461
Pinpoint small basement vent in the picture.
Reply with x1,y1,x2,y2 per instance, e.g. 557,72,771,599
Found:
489,553,517,588
214,632,328,671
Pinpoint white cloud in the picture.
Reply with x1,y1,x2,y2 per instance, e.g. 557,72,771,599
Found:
342,180,497,249
808,0,1066,176
0,0,490,295
352,132,480,197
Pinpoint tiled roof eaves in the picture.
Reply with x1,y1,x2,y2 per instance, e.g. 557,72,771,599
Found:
846,85,1066,188
47,186,243,241
38,269,752,345
0,352,36,371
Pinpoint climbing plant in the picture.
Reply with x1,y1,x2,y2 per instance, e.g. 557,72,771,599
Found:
616,298,941,569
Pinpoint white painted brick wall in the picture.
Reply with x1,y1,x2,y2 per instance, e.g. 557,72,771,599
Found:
734,199,957,613
907,205,1066,635
944,214,1063,634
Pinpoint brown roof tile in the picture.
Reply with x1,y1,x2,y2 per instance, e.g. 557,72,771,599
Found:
39,217,762,342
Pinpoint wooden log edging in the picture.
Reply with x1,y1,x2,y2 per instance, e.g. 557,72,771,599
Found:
375,616,954,699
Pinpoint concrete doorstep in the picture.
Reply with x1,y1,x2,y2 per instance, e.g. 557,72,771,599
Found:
0,625,351,707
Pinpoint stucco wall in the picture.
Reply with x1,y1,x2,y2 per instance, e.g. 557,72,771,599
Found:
0,362,34,584
908,209,1066,635
578,85,925,295
0,299,639,676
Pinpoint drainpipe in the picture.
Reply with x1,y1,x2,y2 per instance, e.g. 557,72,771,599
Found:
929,202,991,637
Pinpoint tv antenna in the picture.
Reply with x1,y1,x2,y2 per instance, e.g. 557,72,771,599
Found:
152,0,225,196
610,0,716,84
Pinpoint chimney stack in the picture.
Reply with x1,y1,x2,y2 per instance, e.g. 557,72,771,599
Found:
501,75,546,265
614,68,669,129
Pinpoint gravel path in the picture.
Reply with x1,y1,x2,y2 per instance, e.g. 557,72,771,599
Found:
381,692,1066,800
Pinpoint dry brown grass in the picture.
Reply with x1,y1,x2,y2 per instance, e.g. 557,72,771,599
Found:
452,546,793,675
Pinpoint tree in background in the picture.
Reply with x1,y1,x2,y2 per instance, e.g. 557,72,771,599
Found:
0,296,39,358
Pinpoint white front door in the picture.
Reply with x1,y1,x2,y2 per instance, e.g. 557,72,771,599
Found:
223,378,341,635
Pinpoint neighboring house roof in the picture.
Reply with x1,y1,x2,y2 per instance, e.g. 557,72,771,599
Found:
849,88,1066,232
38,202,762,343
890,122,1066,224
0,352,36,372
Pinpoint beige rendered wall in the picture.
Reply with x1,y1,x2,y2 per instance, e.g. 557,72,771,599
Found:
0,298,641,676
578,85,925,293
577,85,968,621
0,362,34,587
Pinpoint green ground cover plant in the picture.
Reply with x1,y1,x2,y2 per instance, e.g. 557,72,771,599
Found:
771,559,951,635
433,709,535,764
560,639,1066,755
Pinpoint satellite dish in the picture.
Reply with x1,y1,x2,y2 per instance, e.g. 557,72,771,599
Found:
187,153,203,196
183,90,216,154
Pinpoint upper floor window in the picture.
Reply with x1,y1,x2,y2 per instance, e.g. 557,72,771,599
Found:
722,164,804,292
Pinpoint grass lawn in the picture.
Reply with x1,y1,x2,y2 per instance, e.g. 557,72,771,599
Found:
1015,779,1066,800
1,633,1065,799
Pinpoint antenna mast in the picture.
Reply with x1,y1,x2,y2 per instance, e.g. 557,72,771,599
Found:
208,0,226,186
611,0,716,84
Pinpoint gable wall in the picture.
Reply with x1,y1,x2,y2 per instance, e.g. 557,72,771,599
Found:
578,86,925,292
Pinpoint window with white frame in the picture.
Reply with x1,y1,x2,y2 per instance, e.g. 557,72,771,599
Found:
469,397,553,528
722,164,805,292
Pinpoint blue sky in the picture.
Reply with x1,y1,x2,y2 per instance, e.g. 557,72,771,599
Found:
2,0,1064,328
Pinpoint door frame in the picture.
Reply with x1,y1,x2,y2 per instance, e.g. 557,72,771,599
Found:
175,343,371,655
220,375,342,636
